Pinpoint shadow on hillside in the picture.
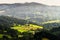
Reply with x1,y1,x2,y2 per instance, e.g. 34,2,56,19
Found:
34,31,60,40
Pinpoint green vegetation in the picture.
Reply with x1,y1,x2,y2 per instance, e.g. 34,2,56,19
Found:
11,24,43,33
0,16,43,40
0,16,60,40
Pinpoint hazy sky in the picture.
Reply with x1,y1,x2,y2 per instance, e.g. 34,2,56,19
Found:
0,0,60,6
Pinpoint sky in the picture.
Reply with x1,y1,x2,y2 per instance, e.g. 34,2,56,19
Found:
0,0,60,6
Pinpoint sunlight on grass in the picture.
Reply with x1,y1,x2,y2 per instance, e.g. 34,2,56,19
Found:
41,20,60,24
11,24,43,33
0,34,3,38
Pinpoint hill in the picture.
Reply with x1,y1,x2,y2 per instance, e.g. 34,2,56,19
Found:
0,2,60,23
0,2,60,40
0,16,43,40
0,16,40,27
40,20,60,30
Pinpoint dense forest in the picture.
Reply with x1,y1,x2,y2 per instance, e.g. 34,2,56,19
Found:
0,16,60,40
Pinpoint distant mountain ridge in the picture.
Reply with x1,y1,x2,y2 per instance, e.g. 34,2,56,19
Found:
0,2,59,7
0,2,60,24
0,2,47,6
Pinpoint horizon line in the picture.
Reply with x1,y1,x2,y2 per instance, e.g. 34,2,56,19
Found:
0,2,60,6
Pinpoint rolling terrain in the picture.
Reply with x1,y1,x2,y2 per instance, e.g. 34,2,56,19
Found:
0,2,60,40
0,2,60,24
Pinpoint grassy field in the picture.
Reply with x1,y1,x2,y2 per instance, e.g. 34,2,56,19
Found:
11,24,43,33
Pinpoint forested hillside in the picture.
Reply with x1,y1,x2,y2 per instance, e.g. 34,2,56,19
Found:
0,16,43,40
0,2,60,40
0,16,60,40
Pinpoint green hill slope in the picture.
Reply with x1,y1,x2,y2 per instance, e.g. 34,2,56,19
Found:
0,16,43,40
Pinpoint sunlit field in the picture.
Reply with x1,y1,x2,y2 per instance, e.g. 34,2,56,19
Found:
11,24,43,33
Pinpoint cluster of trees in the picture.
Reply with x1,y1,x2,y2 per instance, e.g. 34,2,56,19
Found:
0,16,39,27
0,16,60,40
0,16,42,40
50,27,60,37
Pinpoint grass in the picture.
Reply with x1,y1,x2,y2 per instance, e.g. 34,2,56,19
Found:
11,24,43,33
0,34,3,38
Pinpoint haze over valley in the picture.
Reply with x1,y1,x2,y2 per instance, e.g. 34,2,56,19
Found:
0,2,60,24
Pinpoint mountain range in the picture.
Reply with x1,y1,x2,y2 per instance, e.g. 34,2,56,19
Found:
0,2,60,24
